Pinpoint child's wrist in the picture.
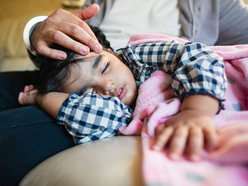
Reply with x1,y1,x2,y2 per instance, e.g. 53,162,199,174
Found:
34,94,44,106
181,94,219,116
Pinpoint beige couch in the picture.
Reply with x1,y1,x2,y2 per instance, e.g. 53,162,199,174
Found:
0,0,77,72
0,14,36,72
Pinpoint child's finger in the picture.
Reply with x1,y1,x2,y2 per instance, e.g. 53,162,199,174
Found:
152,125,174,151
187,127,203,162
168,126,188,160
24,85,30,93
29,85,34,90
18,92,24,103
203,127,218,151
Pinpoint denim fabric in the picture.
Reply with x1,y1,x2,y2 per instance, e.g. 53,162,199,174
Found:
0,71,74,186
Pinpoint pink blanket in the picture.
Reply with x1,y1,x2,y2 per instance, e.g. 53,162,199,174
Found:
119,34,248,186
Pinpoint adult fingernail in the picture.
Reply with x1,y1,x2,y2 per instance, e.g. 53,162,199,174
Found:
58,52,66,60
80,46,88,55
95,44,102,53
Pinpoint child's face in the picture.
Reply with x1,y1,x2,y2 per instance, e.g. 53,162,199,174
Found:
64,50,137,106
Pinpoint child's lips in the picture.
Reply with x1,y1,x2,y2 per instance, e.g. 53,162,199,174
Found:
115,86,126,100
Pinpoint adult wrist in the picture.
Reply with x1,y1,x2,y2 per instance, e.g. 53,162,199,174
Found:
23,16,47,56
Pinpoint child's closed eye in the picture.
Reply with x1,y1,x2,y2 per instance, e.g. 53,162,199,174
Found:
101,62,110,75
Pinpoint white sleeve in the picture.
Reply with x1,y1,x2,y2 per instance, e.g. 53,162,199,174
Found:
23,16,47,56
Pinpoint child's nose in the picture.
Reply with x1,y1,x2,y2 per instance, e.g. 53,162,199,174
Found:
104,79,114,95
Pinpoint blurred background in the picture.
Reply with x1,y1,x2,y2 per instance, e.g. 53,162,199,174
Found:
0,0,85,71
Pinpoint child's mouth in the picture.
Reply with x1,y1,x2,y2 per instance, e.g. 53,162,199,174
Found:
115,86,126,100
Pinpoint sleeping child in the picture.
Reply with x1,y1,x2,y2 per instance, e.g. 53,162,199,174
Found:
18,26,226,162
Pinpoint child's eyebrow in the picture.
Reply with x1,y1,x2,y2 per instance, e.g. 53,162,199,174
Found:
92,55,103,69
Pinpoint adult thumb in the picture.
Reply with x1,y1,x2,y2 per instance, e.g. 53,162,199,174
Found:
73,3,100,20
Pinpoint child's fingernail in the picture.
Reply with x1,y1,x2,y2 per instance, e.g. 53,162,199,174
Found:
152,145,160,151
190,154,200,162
19,92,23,98
169,153,179,160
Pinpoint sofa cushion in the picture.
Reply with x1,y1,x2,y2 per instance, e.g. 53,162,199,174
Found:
0,16,31,58
19,136,143,186
0,48,4,69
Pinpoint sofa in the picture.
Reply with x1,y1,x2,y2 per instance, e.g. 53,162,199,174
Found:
0,0,81,72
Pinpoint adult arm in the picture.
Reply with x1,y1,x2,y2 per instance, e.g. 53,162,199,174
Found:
179,0,248,45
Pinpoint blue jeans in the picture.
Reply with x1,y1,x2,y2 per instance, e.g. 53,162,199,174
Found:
0,71,74,186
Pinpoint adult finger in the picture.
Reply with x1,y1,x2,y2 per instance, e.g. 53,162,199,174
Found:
187,127,203,162
54,21,102,54
41,28,90,56
203,127,218,152
168,126,188,160
56,8,98,41
35,40,68,60
73,4,100,21
36,30,101,59
51,9,102,53
72,4,100,42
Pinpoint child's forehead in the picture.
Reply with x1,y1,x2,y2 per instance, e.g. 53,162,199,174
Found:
73,53,99,61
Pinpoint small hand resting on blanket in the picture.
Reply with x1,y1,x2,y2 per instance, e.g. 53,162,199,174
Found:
153,94,218,161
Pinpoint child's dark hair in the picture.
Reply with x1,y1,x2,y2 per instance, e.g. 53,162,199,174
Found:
35,25,113,95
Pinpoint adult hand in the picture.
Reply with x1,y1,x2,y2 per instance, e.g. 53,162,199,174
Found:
31,3,102,60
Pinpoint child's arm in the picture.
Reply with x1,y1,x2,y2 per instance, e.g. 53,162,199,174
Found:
18,85,69,119
153,94,219,162
119,41,226,161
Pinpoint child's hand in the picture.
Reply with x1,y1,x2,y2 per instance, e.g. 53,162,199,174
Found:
152,94,219,162
18,85,39,105
19,86,70,119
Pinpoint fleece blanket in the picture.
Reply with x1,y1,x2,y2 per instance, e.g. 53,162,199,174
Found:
119,34,248,186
